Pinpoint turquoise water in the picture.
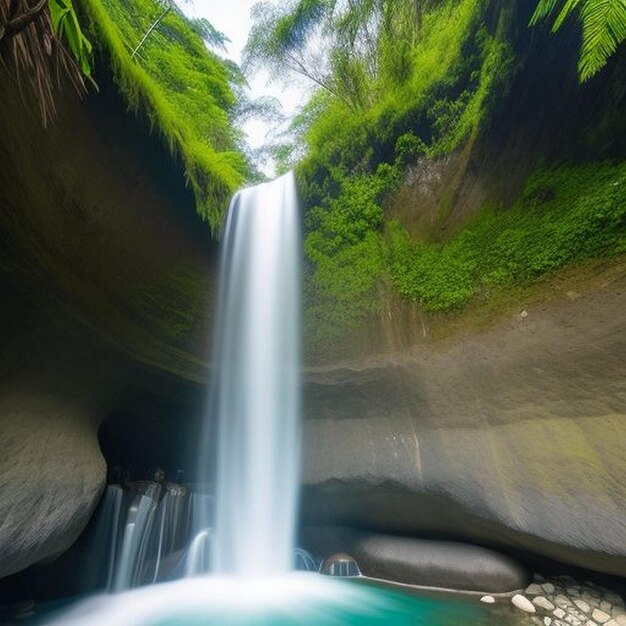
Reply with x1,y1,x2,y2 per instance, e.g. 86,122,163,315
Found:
22,575,529,626
153,584,485,626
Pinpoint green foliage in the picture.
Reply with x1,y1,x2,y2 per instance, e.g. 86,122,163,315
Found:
303,162,400,341
294,0,511,188
388,162,626,310
305,160,626,342
530,0,626,81
270,0,515,341
245,0,429,109
49,0,93,76
246,0,624,346
82,0,248,230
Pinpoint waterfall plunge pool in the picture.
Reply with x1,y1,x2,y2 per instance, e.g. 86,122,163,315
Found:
22,574,535,626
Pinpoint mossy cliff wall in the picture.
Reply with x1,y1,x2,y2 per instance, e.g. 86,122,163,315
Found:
299,1,626,578
0,67,210,578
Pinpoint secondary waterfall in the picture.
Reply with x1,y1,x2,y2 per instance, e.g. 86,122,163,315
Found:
204,171,302,575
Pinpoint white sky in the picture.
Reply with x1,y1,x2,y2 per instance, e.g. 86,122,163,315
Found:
180,0,310,176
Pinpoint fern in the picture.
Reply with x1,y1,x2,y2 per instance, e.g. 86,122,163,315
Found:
530,0,626,81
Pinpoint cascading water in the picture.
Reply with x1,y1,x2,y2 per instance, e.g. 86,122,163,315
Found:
197,171,302,576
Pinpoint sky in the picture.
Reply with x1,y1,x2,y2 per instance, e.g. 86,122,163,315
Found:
180,0,310,176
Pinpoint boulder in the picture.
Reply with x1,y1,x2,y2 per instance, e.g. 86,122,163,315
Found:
302,527,528,592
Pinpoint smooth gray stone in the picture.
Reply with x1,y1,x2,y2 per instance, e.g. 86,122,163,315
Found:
302,526,528,593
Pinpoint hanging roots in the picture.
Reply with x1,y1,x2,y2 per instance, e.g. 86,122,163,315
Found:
0,0,87,126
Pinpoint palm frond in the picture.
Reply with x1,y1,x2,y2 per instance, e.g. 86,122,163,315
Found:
578,0,626,80
529,0,562,25
530,0,626,81
553,0,583,29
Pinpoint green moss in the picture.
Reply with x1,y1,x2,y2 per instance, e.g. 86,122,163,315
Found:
129,261,208,343
388,161,626,310
81,0,247,231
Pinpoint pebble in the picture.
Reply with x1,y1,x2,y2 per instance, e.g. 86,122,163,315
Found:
556,595,573,608
574,600,592,614
592,609,611,624
555,609,567,618
526,584,545,595
480,595,495,604
534,596,556,611
512,594,536,613
544,618,552,626
613,617,626,626
601,602,613,613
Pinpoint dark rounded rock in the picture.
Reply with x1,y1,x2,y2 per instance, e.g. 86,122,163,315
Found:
304,527,528,593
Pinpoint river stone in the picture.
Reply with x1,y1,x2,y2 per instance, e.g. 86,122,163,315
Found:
480,596,495,604
556,609,567,618
534,597,556,611
301,527,528,593
606,594,626,608
527,584,544,595
592,609,610,624
512,594,536,613
575,600,592,614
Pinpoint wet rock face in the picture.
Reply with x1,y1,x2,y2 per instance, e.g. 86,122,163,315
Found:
0,341,110,580
0,390,105,579
301,273,626,576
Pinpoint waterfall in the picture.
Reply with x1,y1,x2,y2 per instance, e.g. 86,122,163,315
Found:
209,171,302,576
84,173,302,590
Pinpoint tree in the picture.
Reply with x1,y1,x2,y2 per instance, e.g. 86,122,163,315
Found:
243,0,426,110
530,0,626,81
